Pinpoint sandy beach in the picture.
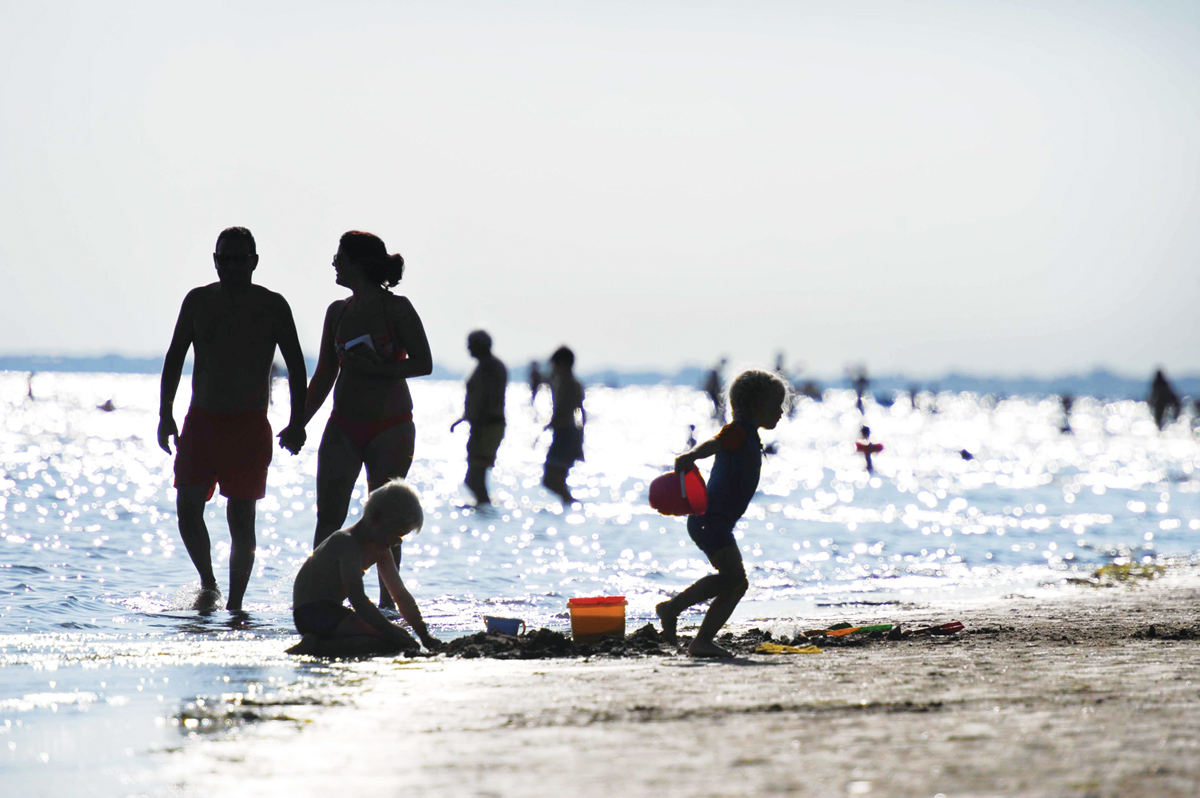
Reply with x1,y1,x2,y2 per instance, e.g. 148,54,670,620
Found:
163,568,1200,798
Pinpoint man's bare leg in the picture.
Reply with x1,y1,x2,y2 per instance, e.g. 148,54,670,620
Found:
176,485,222,611
226,498,256,612
542,465,574,505
465,460,490,505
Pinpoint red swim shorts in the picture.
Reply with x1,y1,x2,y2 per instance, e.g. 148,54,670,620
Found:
174,407,272,500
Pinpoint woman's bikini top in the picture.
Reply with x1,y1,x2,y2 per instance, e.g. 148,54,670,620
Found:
333,295,407,364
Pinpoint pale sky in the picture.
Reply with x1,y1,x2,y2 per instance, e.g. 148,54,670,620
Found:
2,1,1198,376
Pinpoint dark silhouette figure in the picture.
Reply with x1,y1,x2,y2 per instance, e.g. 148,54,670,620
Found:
685,424,697,450
26,371,34,401
543,346,585,505
529,361,543,405
959,449,975,461
1060,394,1074,434
98,399,116,412
798,378,822,401
703,358,727,421
856,425,883,474
850,366,870,413
451,330,507,506
1149,370,1180,431
304,231,432,609
656,370,788,658
158,227,308,612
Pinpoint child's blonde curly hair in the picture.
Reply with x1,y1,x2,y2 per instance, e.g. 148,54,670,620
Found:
728,369,790,419
363,479,424,541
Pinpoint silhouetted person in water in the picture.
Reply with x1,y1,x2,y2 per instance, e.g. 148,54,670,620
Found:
1060,394,1074,434
26,372,34,401
1149,370,1180,431
856,426,883,474
451,330,507,506
529,361,543,405
685,424,697,450
704,358,727,421
304,231,433,610
543,346,585,505
158,227,308,612
851,366,869,413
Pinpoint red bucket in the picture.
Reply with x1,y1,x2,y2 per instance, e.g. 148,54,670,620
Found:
648,469,707,516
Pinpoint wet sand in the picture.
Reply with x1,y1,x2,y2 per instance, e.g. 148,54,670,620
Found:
168,570,1200,797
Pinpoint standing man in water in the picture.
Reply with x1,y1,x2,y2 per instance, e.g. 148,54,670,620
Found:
450,330,508,506
158,227,308,612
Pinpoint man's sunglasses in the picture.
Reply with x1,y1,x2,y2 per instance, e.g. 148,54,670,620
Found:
214,253,255,266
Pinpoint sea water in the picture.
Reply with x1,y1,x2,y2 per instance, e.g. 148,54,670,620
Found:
2,371,1198,794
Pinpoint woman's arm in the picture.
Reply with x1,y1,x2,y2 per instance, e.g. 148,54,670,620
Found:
341,296,432,380
304,303,342,425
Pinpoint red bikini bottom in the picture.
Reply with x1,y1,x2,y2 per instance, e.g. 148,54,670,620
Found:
328,411,413,450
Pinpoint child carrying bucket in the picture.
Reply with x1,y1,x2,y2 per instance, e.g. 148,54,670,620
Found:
656,369,788,658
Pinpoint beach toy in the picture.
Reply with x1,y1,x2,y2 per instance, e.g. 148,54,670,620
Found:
567,596,626,643
756,642,822,655
484,616,526,636
911,621,964,636
648,468,707,516
855,442,884,455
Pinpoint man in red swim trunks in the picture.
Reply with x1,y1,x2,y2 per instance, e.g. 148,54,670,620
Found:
158,227,308,612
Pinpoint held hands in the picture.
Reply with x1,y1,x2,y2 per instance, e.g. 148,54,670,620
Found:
157,415,178,455
277,424,306,455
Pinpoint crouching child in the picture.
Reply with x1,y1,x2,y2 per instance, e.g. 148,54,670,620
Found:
290,479,442,656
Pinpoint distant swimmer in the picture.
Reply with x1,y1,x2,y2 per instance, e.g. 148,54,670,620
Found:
856,426,883,474
290,480,442,656
704,358,727,422
26,371,34,401
303,231,432,611
959,449,975,461
542,346,585,506
686,424,697,450
1148,369,1180,431
158,227,308,613
850,366,869,414
97,399,116,412
1060,394,1074,435
450,330,507,506
529,361,543,405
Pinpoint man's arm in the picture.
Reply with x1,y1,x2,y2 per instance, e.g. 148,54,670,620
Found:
272,295,308,454
339,550,419,651
158,292,196,454
376,552,442,650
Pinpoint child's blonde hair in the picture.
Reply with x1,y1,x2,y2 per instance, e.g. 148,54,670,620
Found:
363,479,423,542
728,369,789,419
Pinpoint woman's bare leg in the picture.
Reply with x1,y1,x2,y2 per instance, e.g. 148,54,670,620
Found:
364,422,415,609
314,421,365,549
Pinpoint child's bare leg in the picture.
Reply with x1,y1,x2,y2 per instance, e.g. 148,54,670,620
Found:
687,546,748,658
335,612,417,648
657,574,724,645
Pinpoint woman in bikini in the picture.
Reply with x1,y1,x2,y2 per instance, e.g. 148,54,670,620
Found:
305,231,432,606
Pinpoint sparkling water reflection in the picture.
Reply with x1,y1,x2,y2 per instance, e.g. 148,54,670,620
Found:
2,372,1199,791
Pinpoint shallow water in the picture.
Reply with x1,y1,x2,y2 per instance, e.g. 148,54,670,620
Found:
2,372,1198,792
